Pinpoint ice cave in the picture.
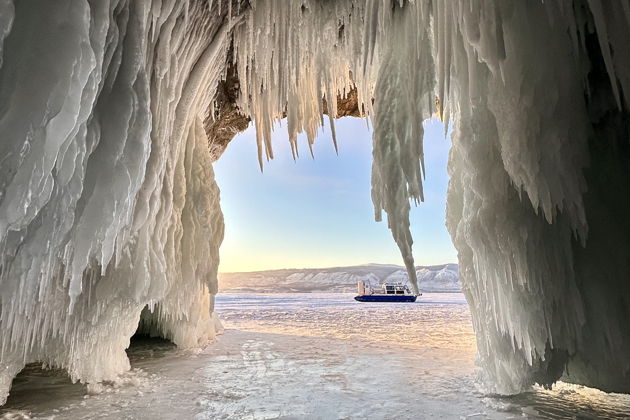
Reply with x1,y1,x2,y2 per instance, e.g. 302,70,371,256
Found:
0,0,629,405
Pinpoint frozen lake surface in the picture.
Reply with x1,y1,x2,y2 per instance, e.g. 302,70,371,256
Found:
2,293,629,419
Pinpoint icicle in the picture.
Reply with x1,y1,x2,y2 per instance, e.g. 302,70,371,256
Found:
328,113,338,154
587,0,622,109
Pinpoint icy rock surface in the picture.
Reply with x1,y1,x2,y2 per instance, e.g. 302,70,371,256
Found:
1,0,630,403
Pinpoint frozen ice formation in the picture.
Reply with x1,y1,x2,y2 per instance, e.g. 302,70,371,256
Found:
0,0,230,403
1,0,630,403
441,1,630,394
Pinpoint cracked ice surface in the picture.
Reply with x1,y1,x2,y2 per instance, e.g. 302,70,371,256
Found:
2,294,630,419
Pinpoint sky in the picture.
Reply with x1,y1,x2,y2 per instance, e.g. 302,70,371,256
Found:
214,116,457,273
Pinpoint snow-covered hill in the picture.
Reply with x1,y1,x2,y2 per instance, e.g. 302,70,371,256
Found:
218,263,460,293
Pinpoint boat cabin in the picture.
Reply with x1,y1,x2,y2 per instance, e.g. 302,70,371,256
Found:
382,284,410,295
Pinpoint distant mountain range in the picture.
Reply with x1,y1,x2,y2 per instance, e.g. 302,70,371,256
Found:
218,263,460,293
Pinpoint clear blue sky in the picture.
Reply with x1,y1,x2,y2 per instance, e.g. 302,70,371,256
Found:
214,117,457,272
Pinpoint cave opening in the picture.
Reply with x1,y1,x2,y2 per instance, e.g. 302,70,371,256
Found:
214,116,456,277
129,305,177,355
1,364,86,414
127,334,177,364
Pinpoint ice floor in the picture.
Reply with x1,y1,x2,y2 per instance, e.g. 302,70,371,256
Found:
1,293,629,419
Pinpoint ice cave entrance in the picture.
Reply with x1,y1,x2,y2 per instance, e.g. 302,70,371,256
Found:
214,116,456,276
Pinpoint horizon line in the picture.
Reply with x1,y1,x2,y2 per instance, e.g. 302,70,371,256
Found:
218,261,458,275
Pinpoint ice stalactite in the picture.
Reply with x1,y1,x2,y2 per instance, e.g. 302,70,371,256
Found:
231,1,433,295
0,0,231,403
370,3,434,296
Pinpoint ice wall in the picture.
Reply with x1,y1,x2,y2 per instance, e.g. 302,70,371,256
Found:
0,0,230,403
441,0,630,393
1,0,630,403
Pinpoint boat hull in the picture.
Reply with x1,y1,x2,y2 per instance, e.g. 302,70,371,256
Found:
354,295,417,303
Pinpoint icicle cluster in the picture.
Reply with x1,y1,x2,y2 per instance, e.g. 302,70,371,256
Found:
231,0,435,294
0,0,230,403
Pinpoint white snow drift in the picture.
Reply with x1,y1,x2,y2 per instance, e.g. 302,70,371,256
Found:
1,0,629,403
